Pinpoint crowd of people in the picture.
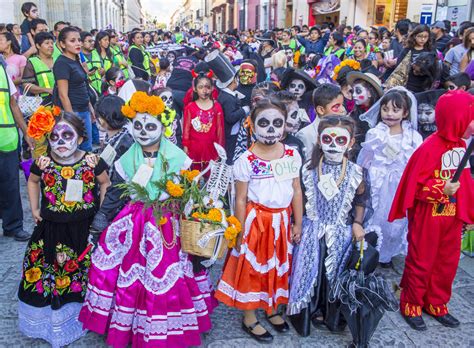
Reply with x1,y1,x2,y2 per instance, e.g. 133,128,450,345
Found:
0,1,474,347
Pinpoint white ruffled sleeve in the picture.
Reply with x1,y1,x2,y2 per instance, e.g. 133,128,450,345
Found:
233,152,251,182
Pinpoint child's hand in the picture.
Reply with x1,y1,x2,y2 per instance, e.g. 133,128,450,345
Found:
32,209,42,224
443,179,461,196
37,156,51,170
352,223,365,242
85,154,99,168
291,224,302,243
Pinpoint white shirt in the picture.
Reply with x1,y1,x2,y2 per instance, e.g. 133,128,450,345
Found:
296,117,321,160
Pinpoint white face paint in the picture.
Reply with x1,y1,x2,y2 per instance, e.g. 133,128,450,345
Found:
288,78,306,100
285,101,301,134
159,90,173,109
49,121,79,159
352,82,370,106
253,108,285,145
320,126,351,163
418,104,435,125
132,113,163,147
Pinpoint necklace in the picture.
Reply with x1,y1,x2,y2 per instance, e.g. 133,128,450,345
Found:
159,215,177,249
318,156,348,187
143,150,157,168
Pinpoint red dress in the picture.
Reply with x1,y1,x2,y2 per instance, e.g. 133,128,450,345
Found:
182,101,225,171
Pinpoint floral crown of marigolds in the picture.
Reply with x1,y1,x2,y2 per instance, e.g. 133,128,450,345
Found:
121,91,176,138
332,59,361,81
26,105,62,140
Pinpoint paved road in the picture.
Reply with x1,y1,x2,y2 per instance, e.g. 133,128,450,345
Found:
1,176,474,347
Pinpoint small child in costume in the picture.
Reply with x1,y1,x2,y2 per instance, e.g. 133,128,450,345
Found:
288,115,372,337
18,110,110,347
357,87,423,267
389,91,474,331
79,92,217,347
215,97,303,343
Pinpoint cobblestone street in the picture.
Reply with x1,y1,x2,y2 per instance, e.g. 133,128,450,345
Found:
1,177,474,347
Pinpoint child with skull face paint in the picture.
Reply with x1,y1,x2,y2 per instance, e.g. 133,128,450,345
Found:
153,87,180,144
215,98,303,343
288,115,373,338
79,92,217,347
415,89,446,139
357,88,423,267
182,72,225,172
281,68,318,122
18,111,110,347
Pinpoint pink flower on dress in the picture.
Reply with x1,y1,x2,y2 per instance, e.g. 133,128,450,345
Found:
83,190,94,204
70,281,82,293
53,289,58,296
36,280,44,294
45,191,56,205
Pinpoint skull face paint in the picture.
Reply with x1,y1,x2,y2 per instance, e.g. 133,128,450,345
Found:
49,121,79,159
417,103,435,125
320,127,351,163
158,90,173,109
132,113,163,147
239,63,256,85
285,101,301,134
352,83,371,106
253,108,285,145
288,78,306,100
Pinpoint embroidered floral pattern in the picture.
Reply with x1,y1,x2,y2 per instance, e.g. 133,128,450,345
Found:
41,158,96,213
246,147,296,178
22,240,91,297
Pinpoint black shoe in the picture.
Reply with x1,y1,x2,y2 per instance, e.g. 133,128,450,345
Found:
14,230,31,242
403,315,427,331
266,313,290,333
429,313,460,328
379,261,393,269
241,321,273,343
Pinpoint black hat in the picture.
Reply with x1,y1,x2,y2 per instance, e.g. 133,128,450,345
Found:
255,32,276,47
204,50,237,89
415,89,446,106
280,68,318,91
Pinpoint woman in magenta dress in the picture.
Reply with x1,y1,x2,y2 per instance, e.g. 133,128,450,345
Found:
182,71,225,171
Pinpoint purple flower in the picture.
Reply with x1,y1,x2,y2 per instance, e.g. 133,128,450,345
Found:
252,165,260,174
83,190,94,204
45,191,56,205
36,280,44,294
70,281,82,293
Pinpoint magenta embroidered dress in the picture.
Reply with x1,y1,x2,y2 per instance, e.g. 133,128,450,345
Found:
79,140,217,347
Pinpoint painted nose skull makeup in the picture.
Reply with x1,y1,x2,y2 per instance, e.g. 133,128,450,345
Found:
352,83,370,106
418,103,435,125
285,102,301,134
288,78,306,100
132,113,163,147
320,126,351,163
49,121,79,159
159,91,173,109
254,109,285,145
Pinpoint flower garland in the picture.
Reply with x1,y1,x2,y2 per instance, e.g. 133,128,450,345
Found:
27,105,61,140
225,216,242,248
121,91,176,137
332,59,361,81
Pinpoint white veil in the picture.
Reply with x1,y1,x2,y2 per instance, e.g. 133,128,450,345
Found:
359,86,418,130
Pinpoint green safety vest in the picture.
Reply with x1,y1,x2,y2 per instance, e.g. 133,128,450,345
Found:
52,43,62,62
84,50,103,93
28,56,55,99
0,65,17,152
128,44,151,77
111,45,129,78
175,32,183,44
324,47,345,59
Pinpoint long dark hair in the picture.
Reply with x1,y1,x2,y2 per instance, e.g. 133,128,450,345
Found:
309,115,355,169
50,112,87,141
0,32,21,55
406,24,433,50
377,90,411,124
94,30,113,61
192,72,214,101
128,31,142,46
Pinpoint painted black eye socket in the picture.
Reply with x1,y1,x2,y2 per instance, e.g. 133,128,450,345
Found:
50,132,59,141
145,123,158,131
355,87,363,94
256,118,270,127
290,111,298,119
62,131,75,140
134,121,143,130
273,119,284,128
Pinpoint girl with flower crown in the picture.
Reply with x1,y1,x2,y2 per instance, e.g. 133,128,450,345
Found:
183,71,225,172
18,107,110,347
78,91,217,347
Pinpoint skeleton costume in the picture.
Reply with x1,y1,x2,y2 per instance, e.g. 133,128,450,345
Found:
288,126,374,337
18,119,108,347
79,93,217,347
357,87,423,263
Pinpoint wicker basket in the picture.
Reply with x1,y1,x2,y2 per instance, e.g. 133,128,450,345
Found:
180,219,228,259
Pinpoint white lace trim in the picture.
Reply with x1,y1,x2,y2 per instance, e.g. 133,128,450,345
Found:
217,280,288,306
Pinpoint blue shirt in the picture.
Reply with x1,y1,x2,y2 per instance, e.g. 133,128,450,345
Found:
297,32,330,55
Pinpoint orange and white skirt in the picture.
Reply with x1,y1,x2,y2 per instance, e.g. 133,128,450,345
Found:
215,202,293,314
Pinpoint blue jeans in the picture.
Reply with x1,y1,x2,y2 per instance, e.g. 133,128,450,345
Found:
75,110,92,151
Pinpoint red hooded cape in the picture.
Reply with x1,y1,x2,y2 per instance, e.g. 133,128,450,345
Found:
389,90,474,224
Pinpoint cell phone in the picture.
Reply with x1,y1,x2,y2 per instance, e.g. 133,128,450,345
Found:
89,66,98,73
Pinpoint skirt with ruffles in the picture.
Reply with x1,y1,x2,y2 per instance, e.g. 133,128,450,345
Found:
78,202,217,348
215,202,292,314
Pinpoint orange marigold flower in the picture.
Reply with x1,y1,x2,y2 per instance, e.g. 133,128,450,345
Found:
27,108,56,140
147,95,165,116
226,215,242,232
159,217,168,225
166,180,184,197
207,208,222,222
129,91,148,113
52,105,61,116
122,104,137,118
181,169,200,182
